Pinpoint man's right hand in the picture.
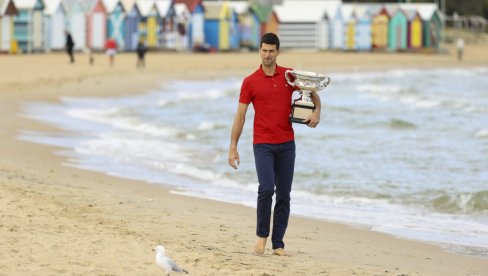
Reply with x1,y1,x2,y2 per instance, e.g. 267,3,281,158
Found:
228,148,240,169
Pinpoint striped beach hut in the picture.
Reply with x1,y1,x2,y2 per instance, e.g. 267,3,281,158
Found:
405,9,422,50
155,0,172,49
228,0,258,49
64,0,86,51
0,0,18,53
250,2,273,37
274,0,338,50
341,4,355,50
13,0,46,53
85,0,107,51
137,0,159,48
354,5,372,51
203,1,229,51
43,0,66,51
122,0,140,50
174,0,204,48
388,8,408,51
173,3,190,50
371,6,389,49
331,4,345,49
417,4,442,49
104,0,125,49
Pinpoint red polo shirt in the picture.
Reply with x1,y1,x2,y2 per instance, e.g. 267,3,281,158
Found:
239,64,295,144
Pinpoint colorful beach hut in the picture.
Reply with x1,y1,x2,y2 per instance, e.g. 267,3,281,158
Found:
331,4,345,49
64,0,86,51
0,0,18,53
174,0,204,48
406,9,422,50
173,3,190,50
354,5,372,51
43,0,66,51
418,5,442,49
122,0,140,50
155,0,173,49
371,6,389,49
137,0,159,49
85,0,107,51
13,0,46,53
228,0,258,49
274,0,337,50
203,1,234,51
388,8,408,51
341,5,355,50
250,2,273,37
104,0,125,50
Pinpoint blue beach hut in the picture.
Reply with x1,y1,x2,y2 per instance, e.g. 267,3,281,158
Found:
229,0,258,49
174,0,204,49
355,5,372,51
122,0,140,51
13,0,46,53
104,0,125,50
203,1,231,51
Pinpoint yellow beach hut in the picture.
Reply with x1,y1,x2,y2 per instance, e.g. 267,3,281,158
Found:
137,0,159,48
371,6,389,49
203,1,232,51
0,0,18,53
406,9,422,50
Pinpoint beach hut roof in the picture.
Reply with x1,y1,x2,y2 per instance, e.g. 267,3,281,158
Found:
275,0,340,23
62,0,81,11
400,3,438,20
227,0,248,15
174,0,202,13
43,0,64,15
136,0,155,17
83,0,105,13
404,9,420,21
102,0,123,13
174,2,189,16
204,2,229,20
154,0,170,17
120,0,134,11
1,0,18,14
13,0,41,9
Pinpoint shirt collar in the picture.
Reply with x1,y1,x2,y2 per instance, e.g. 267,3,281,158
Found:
258,64,281,77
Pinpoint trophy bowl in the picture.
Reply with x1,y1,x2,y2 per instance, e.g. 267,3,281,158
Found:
285,69,331,124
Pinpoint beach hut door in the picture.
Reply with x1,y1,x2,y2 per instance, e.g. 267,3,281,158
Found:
33,11,43,50
1,17,11,51
92,14,104,49
396,25,402,50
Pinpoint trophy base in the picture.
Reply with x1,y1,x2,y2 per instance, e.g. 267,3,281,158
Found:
290,101,315,124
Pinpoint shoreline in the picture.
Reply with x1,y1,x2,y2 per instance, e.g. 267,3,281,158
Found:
1,48,488,275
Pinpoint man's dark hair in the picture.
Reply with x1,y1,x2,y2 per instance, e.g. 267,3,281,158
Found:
260,33,280,50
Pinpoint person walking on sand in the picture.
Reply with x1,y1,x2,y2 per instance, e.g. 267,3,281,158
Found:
228,33,321,256
456,37,465,61
105,38,118,67
65,31,75,64
136,40,147,68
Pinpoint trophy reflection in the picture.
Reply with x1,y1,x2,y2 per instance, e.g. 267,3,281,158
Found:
285,69,331,124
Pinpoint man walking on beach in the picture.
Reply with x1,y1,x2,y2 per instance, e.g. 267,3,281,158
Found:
65,31,75,64
228,33,321,256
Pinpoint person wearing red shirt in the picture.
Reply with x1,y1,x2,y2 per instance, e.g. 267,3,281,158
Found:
228,33,321,256
105,38,118,67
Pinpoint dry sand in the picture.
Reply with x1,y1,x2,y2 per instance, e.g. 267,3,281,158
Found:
1,45,488,275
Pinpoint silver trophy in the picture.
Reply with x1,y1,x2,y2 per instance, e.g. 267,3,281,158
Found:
285,69,331,124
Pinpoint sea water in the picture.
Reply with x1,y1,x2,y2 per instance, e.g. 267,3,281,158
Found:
20,67,488,257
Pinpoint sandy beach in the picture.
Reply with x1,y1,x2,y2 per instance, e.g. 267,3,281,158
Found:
1,45,488,275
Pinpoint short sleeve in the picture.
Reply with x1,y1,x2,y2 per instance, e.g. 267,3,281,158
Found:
239,78,252,104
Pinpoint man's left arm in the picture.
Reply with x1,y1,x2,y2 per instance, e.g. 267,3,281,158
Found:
305,92,321,128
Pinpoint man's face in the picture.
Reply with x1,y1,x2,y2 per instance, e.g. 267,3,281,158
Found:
260,43,279,67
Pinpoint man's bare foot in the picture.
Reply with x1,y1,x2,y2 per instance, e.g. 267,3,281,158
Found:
254,237,267,254
273,248,289,256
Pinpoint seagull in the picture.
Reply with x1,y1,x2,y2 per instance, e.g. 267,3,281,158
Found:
155,245,188,275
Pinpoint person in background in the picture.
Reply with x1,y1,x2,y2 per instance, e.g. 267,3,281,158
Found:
456,37,465,61
105,38,118,67
65,31,75,64
136,40,147,68
228,33,321,257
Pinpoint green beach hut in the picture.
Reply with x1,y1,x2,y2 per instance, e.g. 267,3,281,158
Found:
388,8,408,51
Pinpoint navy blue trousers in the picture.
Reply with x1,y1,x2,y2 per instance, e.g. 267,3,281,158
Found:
253,140,295,249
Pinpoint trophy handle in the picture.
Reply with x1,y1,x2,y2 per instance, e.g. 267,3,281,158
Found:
285,70,295,86
318,75,331,90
